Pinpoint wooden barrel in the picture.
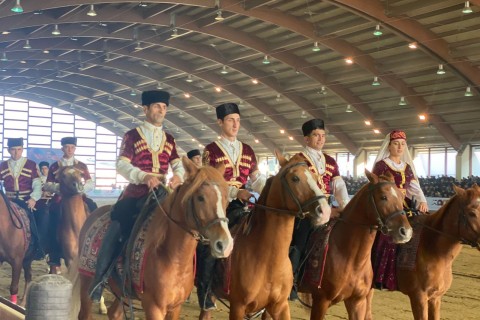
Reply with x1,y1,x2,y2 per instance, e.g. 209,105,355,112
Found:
25,275,72,320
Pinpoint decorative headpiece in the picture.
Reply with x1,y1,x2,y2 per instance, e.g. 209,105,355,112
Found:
7,138,23,148
187,149,201,159
141,90,170,107
216,103,240,120
302,119,325,136
39,161,49,169
389,130,407,141
61,137,77,146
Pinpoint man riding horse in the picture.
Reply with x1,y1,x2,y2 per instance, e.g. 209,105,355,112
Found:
0,137,45,260
197,102,266,311
88,90,185,302
44,136,98,274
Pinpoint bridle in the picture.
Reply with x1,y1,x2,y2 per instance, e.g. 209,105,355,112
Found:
368,181,407,235
248,161,327,219
414,195,480,248
152,181,229,244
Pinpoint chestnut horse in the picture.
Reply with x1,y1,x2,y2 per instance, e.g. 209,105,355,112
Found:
199,152,332,320
76,157,234,320
0,165,89,304
366,184,480,320
299,170,413,320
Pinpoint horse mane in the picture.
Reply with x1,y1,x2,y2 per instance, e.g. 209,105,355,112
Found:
147,166,228,251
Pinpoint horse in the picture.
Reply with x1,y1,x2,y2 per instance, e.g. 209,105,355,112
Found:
199,152,332,320
365,184,480,320
298,170,413,320
0,165,88,304
75,157,234,320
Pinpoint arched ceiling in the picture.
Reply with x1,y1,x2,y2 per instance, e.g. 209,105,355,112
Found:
1,0,479,156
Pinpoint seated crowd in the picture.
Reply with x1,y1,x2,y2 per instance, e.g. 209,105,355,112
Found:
343,175,480,198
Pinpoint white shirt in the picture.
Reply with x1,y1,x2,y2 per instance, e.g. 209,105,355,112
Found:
43,157,94,193
218,136,240,164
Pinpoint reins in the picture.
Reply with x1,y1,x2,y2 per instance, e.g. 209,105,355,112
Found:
151,182,228,244
0,188,24,229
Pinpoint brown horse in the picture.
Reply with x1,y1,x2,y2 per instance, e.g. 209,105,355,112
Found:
76,157,234,320
0,165,88,304
55,166,90,270
299,170,413,320
199,152,332,320
366,184,480,320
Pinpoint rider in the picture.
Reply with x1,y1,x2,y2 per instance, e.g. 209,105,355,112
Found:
196,102,266,311
288,119,350,299
187,149,202,167
89,90,185,302
0,137,44,260
36,161,52,250
44,136,97,274
371,129,428,290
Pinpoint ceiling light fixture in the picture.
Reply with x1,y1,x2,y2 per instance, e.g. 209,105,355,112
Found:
88,99,93,106
201,125,207,131
87,4,97,17
288,136,294,141
280,129,285,134
372,76,380,86
23,40,31,49
373,24,383,36
130,89,137,96
398,96,407,106
251,78,259,84
262,116,268,122
418,114,426,121
465,86,474,97
262,55,270,65
43,50,49,54
206,106,213,113
184,92,191,98
215,10,224,21
156,82,164,89
179,112,185,118
373,129,380,134
214,86,222,92
254,139,259,143
276,94,282,102
364,120,371,126
171,28,179,38
135,42,142,50
301,111,307,119
186,74,193,83
437,64,446,75
11,0,23,13
312,41,321,52
107,94,113,101
320,86,327,95
139,2,148,7
345,57,354,64
463,1,473,14
345,104,353,113
220,65,228,74
408,42,418,49
52,24,61,36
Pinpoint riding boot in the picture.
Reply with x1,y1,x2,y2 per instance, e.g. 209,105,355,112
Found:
288,246,302,301
196,243,217,311
89,220,123,302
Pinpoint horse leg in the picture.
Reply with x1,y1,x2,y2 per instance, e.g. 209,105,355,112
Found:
9,260,22,304
408,293,428,320
267,301,291,320
427,297,441,320
107,298,123,320
20,260,33,303
166,305,182,320
141,294,168,320
309,295,329,320
229,303,247,320
78,274,94,320
365,288,374,320
344,296,367,320
98,295,108,315
199,309,212,320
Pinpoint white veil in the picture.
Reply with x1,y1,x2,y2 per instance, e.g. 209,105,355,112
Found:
374,132,419,179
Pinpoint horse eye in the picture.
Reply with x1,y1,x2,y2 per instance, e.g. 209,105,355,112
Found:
198,195,205,202
292,176,300,183
381,195,387,200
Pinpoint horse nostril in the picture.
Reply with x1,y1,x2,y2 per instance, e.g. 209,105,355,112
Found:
399,227,406,237
215,240,224,253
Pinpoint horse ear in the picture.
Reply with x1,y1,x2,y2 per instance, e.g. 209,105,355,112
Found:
365,169,378,183
384,171,395,182
452,184,466,196
216,162,226,176
182,156,198,180
275,149,287,167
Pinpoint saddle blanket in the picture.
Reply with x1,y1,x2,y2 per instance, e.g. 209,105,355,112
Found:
301,220,336,288
78,210,153,293
397,217,424,271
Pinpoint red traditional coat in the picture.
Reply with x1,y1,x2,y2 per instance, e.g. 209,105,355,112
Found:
202,141,257,189
46,160,92,184
0,158,39,201
298,152,341,196
119,127,180,198
372,159,416,206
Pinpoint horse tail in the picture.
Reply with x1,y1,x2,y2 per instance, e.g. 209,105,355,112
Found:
66,255,80,320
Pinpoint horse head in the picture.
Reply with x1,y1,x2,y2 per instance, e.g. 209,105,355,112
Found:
274,151,331,226
180,156,233,258
451,184,480,249
365,170,412,243
56,166,84,196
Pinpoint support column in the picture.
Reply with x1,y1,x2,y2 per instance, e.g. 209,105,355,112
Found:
456,144,471,180
353,149,367,178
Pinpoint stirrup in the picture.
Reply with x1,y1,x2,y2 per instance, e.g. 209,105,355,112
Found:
89,281,105,303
